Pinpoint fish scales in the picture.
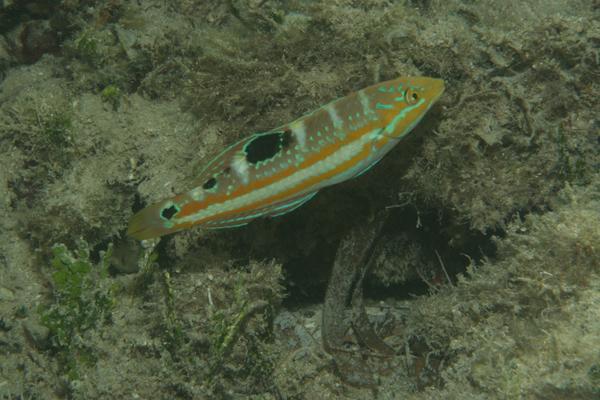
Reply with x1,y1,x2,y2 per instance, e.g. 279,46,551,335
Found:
128,77,444,240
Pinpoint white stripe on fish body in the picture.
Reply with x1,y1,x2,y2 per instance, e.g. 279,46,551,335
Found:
325,102,344,130
290,120,307,150
231,152,251,184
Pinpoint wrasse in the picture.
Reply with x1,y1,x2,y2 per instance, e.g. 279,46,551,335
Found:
128,76,444,240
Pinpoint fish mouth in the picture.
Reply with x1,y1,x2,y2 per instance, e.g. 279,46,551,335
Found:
427,78,445,102
407,76,445,103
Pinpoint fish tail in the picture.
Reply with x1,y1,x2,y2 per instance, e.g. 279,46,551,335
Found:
127,202,183,240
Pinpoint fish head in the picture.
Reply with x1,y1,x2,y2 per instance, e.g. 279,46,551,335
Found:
372,76,445,139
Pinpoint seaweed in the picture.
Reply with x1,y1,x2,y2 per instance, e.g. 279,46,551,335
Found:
100,84,123,110
203,261,285,393
39,240,114,381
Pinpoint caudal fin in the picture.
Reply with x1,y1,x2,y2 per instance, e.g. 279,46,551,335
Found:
127,202,183,240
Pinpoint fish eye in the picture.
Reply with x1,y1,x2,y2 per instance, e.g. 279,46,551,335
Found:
405,88,419,105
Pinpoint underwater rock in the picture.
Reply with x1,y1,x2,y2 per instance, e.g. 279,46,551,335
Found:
0,0,57,33
23,319,51,350
16,19,59,63
0,286,15,301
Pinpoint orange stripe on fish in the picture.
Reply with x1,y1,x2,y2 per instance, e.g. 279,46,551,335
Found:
128,77,445,240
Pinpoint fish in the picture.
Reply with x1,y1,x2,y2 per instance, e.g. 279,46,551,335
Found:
128,76,444,240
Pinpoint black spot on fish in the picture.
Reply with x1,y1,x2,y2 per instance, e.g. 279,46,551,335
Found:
280,129,293,148
161,204,179,220
245,130,293,164
202,177,217,190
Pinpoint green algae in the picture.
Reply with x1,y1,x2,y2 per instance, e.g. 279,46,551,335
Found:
40,241,114,382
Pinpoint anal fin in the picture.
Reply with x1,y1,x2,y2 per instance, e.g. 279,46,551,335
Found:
204,191,319,230
267,191,319,218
